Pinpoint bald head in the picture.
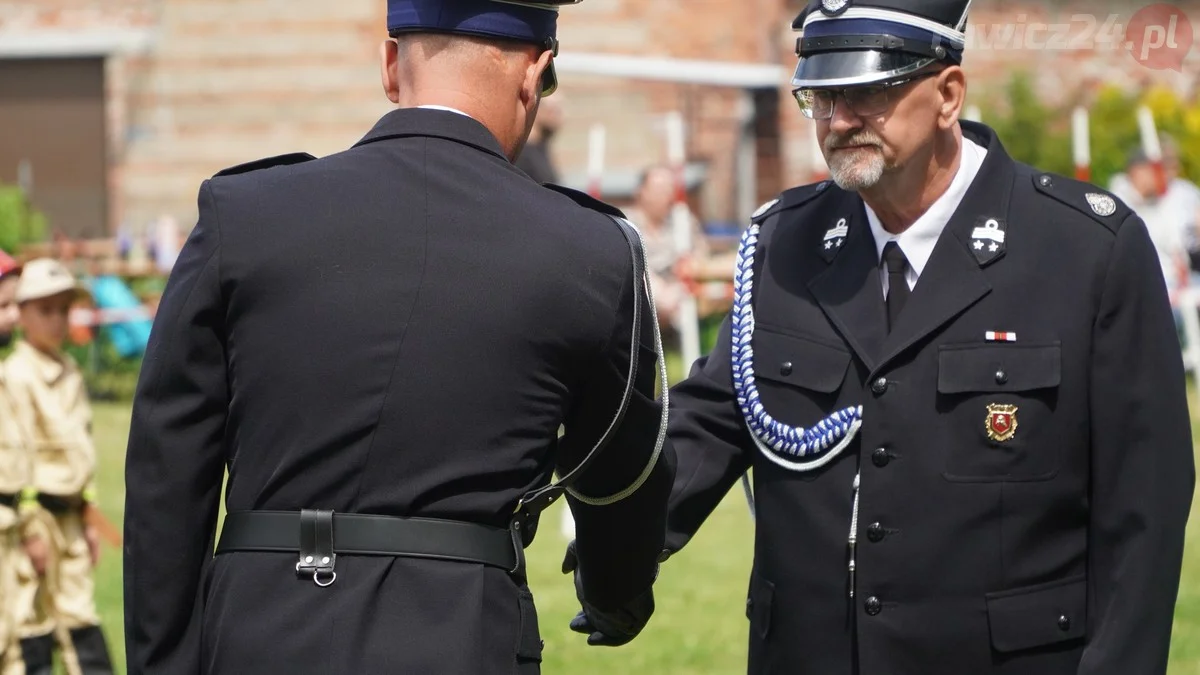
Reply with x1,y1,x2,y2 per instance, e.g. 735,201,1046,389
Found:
380,32,554,161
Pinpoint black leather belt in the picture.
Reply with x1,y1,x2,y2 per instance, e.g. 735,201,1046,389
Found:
0,493,16,509
215,510,522,587
37,494,83,513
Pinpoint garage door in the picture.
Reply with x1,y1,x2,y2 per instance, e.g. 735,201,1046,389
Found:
0,58,107,239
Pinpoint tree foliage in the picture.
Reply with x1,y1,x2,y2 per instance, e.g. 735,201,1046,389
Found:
981,70,1200,192
0,184,46,254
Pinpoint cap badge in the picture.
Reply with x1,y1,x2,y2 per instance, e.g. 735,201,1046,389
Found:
820,0,850,15
1086,193,1116,217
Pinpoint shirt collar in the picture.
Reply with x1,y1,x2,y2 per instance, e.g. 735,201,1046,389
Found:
16,340,68,384
416,105,474,119
865,137,988,276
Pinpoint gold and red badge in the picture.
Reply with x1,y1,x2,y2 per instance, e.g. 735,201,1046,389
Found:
985,403,1018,442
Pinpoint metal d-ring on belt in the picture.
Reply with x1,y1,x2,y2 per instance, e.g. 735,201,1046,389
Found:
213,214,667,589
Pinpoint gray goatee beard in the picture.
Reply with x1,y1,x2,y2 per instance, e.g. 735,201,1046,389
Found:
823,131,886,191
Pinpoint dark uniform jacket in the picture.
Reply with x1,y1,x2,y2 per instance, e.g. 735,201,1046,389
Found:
663,121,1194,675
123,108,674,675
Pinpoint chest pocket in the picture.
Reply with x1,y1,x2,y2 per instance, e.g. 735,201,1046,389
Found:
752,328,851,397
936,342,1062,482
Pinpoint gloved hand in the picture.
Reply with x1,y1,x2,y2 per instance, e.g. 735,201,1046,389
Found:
561,539,656,647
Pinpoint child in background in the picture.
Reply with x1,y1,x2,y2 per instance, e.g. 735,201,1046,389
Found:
7,259,114,674
0,252,32,675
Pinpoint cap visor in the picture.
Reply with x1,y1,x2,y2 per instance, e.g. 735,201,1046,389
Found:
792,50,934,88
17,283,87,304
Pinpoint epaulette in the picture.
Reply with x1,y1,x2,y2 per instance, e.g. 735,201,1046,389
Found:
750,179,835,224
213,152,317,178
1031,172,1129,234
544,183,626,218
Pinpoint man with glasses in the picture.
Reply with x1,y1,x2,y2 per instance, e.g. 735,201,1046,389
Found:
124,1,676,673
651,0,1194,673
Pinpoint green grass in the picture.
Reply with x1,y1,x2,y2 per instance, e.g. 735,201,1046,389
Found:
80,388,1200,674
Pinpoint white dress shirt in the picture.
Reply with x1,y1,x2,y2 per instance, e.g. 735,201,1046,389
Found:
417,104,473,119
865,138,988,296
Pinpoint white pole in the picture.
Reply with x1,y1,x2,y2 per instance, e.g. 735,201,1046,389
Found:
736,91,758,223
666,111,702,372
1137,105,1168,196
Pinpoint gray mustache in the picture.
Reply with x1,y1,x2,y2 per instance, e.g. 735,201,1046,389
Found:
825,136,882,150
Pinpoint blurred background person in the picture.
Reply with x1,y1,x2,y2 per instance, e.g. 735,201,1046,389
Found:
1109,148,1192,313
8,259,114,675
623,164,711,334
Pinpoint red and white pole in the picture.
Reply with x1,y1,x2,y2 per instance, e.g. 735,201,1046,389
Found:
587,123,606,199
1072,106,1091,183
666,110,702,370
1137,105,1169,196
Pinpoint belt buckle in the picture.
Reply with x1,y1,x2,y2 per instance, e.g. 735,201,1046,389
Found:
296,509,337,587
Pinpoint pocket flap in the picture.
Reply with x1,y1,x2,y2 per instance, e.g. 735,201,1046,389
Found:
753,329,851,393
938,343,1061,394
986,575,1086,653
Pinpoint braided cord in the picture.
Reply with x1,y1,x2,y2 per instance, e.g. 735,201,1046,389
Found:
732,219,863,472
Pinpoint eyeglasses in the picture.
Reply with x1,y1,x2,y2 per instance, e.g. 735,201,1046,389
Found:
793,71,940,120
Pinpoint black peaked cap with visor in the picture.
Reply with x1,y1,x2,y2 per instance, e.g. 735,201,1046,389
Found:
792,0,972,88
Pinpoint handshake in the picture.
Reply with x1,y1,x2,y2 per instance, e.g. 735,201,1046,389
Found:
560,539,660,647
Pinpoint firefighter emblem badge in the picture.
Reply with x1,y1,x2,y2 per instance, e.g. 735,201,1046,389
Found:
1086,193,1116,217
985,403,1018,442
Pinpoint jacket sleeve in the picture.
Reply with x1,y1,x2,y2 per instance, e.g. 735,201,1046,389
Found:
557,237,677,611
124,179,230,675
1077,214,1195,675
662,313,752,556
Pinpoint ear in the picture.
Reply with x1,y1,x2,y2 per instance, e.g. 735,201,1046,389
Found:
520,49,555,109
936,66,966,130
380,38,400,104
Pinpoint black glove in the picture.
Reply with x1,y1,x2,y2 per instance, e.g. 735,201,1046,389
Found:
561,539,656,647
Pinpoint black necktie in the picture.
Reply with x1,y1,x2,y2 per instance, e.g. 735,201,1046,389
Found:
882,241,910,332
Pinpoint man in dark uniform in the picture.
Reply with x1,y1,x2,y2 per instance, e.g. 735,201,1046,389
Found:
122,1,674,673
654,0,1195,673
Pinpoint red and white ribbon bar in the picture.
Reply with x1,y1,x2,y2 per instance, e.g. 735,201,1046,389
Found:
985,331,1017,342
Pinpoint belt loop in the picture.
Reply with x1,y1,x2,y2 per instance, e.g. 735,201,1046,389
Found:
296,509,337,587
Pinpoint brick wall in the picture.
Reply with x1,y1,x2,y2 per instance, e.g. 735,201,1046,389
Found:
1,0,1199,234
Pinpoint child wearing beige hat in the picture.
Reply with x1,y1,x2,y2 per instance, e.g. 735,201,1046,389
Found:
6,258,113,674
